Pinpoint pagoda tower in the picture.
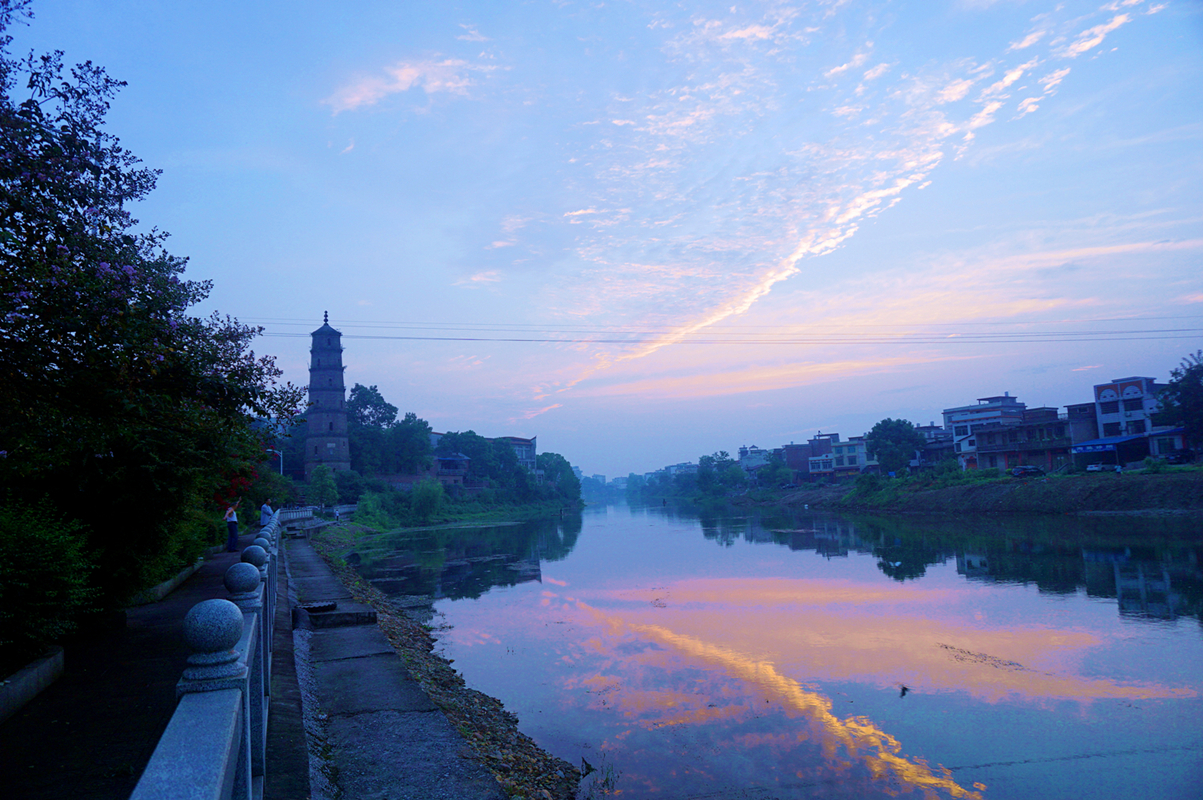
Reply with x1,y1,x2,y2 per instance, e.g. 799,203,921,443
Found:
305,312,351,480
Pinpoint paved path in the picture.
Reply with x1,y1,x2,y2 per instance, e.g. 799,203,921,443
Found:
288,538,506,800
0,528,310,799
0,527,505,800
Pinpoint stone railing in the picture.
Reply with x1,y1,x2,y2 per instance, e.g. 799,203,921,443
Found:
277,506,315,523
130,511,281,800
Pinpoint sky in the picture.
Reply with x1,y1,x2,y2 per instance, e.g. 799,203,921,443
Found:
12,0,1203,478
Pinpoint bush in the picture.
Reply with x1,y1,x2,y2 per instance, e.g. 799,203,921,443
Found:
0,501,97,676
856,473,883,494
1143,456,1166,474
412,479,445,522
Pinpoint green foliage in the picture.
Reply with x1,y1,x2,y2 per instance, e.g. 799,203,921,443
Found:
856,473,882,494
347,383,397,429
537,452,581,501
437,430,526,493
346,383,434,477
757,454,793,487
308,465,339,507
0,8,304,607
865,418,926,475
1156,350,1203,450
0,500,96,674
411,479,445,522
1143,456,1166,474
335,469,365,503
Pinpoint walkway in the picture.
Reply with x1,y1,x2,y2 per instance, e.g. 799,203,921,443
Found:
0,525,506,800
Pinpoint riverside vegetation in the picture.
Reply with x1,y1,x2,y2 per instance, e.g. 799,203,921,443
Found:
742,462,1203,516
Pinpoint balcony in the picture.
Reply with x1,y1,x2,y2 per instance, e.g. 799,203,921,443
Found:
977,436,1071,453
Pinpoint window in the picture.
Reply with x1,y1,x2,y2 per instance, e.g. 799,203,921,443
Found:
835,456,845,466
988,455,997,467
1127,420,1146,434
329,422,333,431
1103,422,1122,437
1009,430,1018,442
1123,399,1143,412
1100,401,1119,414
955,443,962,452
955,426,969,437
1055,425,1065,438
968,440,976,447
313,446,318,455
848,455,858,465
985,433,996,444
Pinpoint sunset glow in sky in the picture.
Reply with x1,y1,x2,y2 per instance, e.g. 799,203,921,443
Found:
19,1,1203,476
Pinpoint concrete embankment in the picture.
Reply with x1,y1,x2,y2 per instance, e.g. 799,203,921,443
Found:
286,537,507,800
769,471,1203,516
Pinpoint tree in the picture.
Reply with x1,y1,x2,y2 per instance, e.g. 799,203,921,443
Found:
387,412,433,473
1156,350,1203,452
0,2,304,609
347,384,397,429
536,452,581,501
865,418,927,475
308,465,338,507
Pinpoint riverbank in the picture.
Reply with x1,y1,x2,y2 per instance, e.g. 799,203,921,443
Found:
308,523,582,800
739,469,1203,516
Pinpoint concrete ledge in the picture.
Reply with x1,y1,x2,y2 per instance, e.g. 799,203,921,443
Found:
129,558,205,606
0,646,65,725
129,689,243,800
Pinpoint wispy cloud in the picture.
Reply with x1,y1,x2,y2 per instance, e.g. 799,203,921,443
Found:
1060,14,1130,58
454,270,503,287
324,57,497,113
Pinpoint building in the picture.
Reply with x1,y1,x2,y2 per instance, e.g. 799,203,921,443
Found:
974,407,1071,472
737,445,771,470
914,422,954,468
496,435,538,473
1070,376,1186,466
942,393,1027,469
305,313,351,480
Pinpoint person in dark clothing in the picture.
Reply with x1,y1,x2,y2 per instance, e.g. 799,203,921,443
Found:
224,500,241,552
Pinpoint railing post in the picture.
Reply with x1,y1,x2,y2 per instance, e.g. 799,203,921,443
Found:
225,562,267,782
177,598,252,800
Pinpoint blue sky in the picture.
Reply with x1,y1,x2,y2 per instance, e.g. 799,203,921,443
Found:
14,0,1202,477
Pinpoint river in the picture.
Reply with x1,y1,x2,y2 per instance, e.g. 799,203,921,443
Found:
350,503,1203,799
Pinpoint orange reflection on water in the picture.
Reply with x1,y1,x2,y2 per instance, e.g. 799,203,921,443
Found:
576,599,983,799
588,577,1194,704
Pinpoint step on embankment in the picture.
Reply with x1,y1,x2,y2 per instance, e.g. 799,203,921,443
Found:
285,538,506,800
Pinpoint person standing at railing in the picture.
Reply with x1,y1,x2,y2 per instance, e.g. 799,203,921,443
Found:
224,500,241,552
260,498,274,527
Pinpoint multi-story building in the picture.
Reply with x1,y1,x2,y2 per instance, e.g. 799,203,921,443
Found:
1092,377,1160,439
914,422,955,467
1070,376,1186,466
942,393,1027,469
974,407,1071,472
496,435,538,473
737,445,771,470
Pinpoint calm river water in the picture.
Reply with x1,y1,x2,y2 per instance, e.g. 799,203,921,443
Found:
350,504,1203,800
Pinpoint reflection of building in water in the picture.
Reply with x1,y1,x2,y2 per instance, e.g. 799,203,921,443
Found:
1081,547,1198,621
957,552,992,580
1115,561,1179,619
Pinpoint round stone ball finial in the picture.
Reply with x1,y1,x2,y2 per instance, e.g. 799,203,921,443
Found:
182,599,245,681
241,545,268,568
225,561,262,596
253,536,271,550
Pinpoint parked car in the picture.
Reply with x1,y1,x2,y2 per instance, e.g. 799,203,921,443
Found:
1086,463,1122,472
1010,465,1045,477
1165,451,1192,465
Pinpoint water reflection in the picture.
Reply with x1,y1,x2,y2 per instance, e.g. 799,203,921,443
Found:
340,505,1203,799
345,512,582,600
